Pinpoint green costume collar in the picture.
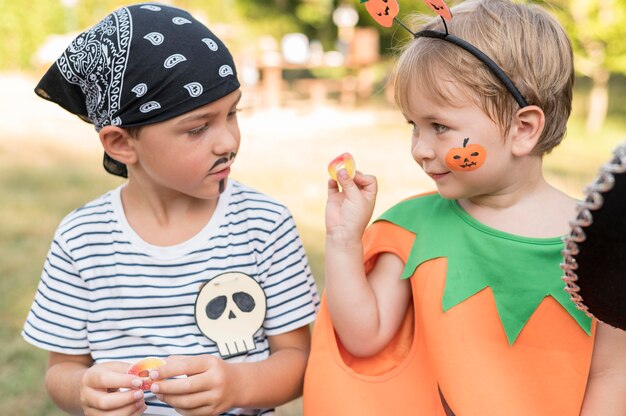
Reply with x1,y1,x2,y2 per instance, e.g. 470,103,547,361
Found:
377,193,592,345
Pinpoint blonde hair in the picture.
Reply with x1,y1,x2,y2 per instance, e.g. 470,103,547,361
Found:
392,0,574,155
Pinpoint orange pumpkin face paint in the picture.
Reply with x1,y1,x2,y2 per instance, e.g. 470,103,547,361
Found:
445,138,486,171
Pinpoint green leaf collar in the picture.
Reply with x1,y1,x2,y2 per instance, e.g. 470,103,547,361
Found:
376,193,592,345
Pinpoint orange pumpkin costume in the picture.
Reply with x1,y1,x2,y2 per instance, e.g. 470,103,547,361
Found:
304,194,596,415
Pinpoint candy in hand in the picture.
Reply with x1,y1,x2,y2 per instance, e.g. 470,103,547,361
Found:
127,357,166,390
328,152,356,181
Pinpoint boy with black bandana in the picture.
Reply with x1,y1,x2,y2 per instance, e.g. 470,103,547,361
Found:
22,4,319,415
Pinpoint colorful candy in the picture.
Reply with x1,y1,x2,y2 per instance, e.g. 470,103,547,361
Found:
127,357,166,390
328,152,356,181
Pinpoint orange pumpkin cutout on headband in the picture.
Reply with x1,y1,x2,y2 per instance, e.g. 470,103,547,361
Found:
422,0,453,21
445,137,486,171
362,0,400,28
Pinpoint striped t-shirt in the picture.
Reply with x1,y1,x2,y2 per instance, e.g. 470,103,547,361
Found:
22,179,320,415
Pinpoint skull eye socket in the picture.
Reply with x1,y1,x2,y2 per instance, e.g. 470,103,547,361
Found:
233,291,256,312
207,295,227,319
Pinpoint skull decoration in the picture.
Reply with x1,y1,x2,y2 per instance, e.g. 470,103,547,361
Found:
194,272,267,358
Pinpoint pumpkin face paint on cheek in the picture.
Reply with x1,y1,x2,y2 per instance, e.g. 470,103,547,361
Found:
445,137,487,171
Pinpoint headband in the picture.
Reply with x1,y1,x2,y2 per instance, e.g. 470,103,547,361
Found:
35,3,240,177
361,0,529,108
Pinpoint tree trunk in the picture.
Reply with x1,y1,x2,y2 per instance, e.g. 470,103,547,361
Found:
586,68,609,134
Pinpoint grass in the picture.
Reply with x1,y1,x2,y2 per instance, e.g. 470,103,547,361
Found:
2,79,625,414
0,140,120,415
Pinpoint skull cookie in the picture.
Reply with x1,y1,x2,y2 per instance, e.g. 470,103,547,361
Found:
194,272,267,358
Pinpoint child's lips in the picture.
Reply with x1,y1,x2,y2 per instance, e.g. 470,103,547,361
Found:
428,171,449,180
209,166,231,179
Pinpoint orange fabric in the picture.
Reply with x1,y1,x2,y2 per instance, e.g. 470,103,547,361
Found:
303,221,596,416
304,223,445,415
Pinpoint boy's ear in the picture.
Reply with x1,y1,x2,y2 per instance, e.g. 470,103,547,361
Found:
509,105,545,157
99,126,137,166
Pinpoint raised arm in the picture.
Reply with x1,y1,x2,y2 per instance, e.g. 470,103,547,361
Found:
325,169,411,357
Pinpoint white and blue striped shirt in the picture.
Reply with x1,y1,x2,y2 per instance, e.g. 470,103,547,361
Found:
22,179,320,415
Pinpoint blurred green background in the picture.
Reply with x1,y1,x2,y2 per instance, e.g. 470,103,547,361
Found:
2,0,626,414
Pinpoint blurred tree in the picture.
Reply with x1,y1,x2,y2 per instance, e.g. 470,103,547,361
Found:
0,0,340,71
232,0,336,49
551,0,626,132
0,0,65,70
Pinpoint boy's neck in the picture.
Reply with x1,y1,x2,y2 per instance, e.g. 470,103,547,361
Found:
120,182,220,246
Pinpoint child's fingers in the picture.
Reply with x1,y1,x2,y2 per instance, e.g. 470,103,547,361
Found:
84,368,143,390
343,170,378,202
334,168,360,197
151,376,195,396
151,354,215,380
353,171,377,191
327,177,340,194
82,387,145,413
156,388,212,411
353,170,375,186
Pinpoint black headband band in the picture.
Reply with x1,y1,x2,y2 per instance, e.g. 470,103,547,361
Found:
413,29,529,108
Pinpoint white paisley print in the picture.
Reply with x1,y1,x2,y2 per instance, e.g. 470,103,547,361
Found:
56,7,131,130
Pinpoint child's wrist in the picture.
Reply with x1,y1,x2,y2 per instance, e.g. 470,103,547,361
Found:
325,232,364,250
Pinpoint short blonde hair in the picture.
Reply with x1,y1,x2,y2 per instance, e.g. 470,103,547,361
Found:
392,0,574,155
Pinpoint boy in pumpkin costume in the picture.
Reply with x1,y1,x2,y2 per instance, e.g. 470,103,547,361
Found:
303,0,626,414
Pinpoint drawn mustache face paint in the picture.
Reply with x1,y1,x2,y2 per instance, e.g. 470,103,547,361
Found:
445,137,487,171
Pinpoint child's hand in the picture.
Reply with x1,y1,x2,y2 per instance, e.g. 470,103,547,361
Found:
80,361,147,415
149,355,235,416
326,168,378,242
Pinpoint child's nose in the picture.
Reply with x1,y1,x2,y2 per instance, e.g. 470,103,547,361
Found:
214,125,240,154
412,137,435,162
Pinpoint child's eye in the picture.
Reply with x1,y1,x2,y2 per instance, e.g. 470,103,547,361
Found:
433,123,448,134
228,108,241,118
407,120,418,134
188,125,209,135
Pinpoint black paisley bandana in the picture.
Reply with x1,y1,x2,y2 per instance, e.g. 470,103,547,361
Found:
35,3,240,177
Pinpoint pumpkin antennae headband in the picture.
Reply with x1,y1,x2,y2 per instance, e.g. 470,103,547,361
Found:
360,0,529,108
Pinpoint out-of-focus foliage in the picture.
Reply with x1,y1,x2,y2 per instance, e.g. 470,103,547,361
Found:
228,0,340,52
4,0,626,84
0,0,451,72
551,0,626,76
549,0,626,130
0,0,344,71
0,0,65,70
